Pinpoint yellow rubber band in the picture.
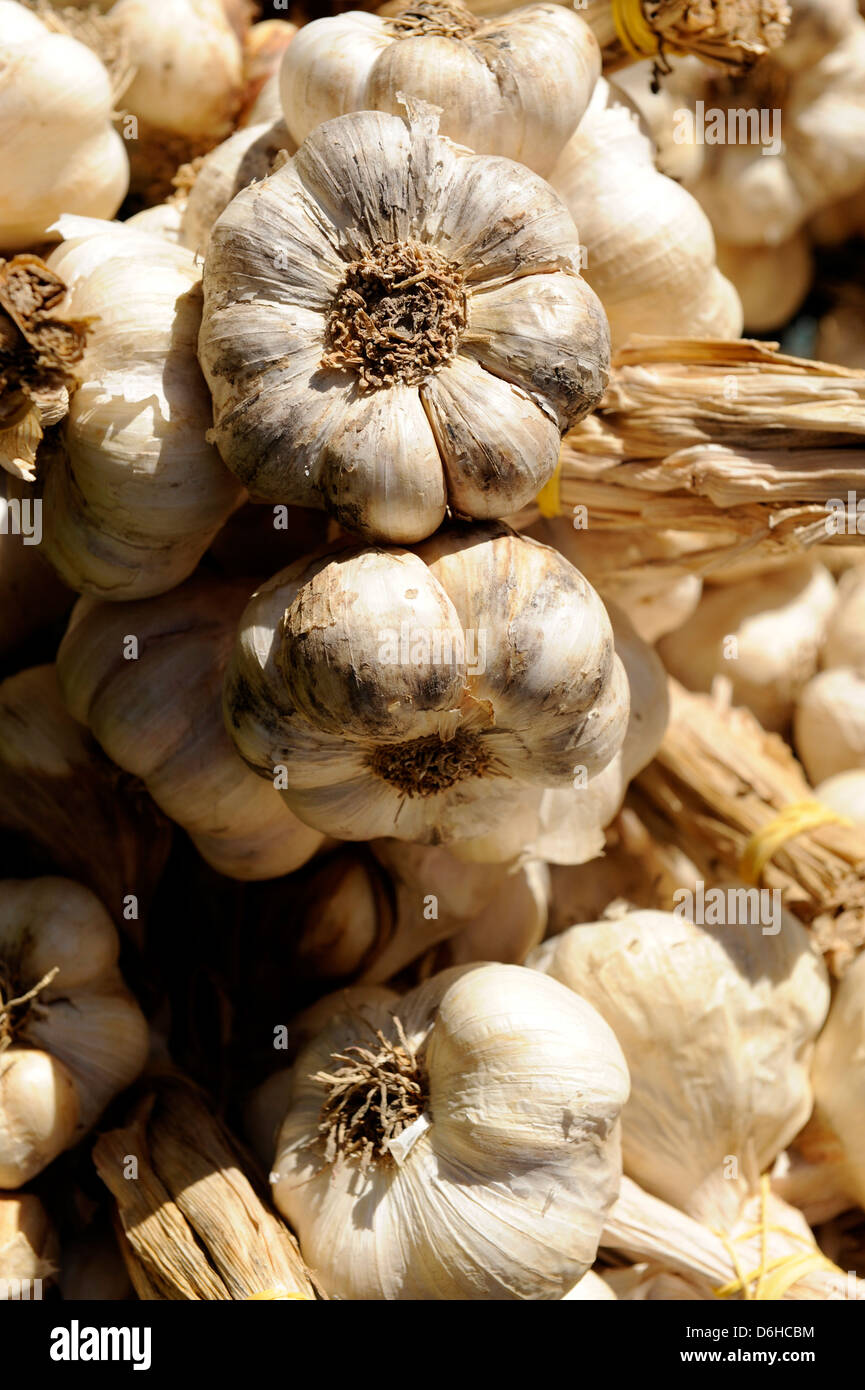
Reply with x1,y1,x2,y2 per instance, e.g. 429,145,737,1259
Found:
713,1177,844,1301
738,800,851,885
247,1289,312,1300
536,459,562,518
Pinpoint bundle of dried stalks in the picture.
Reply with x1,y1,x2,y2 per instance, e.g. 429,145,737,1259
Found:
634,679,865,972
528,338,865,578
93,1073,318,1301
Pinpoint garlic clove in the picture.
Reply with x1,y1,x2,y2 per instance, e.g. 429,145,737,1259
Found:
0,1049,80,1190
463,271,610,429
421,355,561,519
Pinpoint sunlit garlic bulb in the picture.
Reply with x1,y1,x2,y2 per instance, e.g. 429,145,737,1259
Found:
199,104,609,543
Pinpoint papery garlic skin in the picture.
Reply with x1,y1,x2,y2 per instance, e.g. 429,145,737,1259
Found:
224,522,629,846
56,575,325,880
794,667,865,783
41,220,243,600
199,106,609,542
822,565,865,670
530,907,830,1228
179,119,295,256
0,878,148,1188
549,80,743,349
809,949,865,1209
0,2,128,252
658,560,836,732
272,963,629,1300
0,1191,58,1292
278,3,600,177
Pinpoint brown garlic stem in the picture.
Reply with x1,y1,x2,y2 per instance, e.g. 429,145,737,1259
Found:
367,730,501,797
385,0,481,40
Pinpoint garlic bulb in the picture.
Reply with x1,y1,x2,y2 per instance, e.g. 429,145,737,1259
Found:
41,219,243,600
822,564,865,670
238,18,296,127
549,80,742,349
679,13,865,247
109,0,245,200
0,2,128,252
0,877,148,1187
530,906,830,1228
715,233,813,333
179,118,294,257
658,559,836,732
0,1191,57,1293
199,105,609,542
224,522,629,846
124,201,184,243
56,574,325,880
527,515,704,644
816,770,865,824
279,1,599,177
804,949,865,1210
794,667,865,783
271,962,629,1299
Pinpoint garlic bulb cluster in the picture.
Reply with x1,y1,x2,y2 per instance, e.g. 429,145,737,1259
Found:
0,1192,57,1293
279,1,599,178
530,906,830,1228
0,877,149,1187
199,105,609,542
679,9,865,247
804,948,865,1210
56,574,325,880
224,522,629,847
271,962,629,1299
109,0,245,200
658,559,836,732
41,219,243,600
0,2,128,252
549,80,742,349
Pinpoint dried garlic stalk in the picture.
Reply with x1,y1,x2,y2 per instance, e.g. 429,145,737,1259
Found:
93,1073,317,1301
542,337,865,577
635,679,865,971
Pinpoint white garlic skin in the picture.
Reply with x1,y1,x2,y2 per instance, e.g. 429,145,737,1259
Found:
0,878,148,1188
810,949,865,1209
658,560,836,732
0,2,128,252
56,575,325,880
278,5,600,178
272,963,629,1300
199,106,609,543
42,221,243,600
549,80,743,349
224,523,629,846
715,234,813,333
178,118,295,256
822,564,865,670
815,769,865,824
794,667,865,783
530,906,830,1228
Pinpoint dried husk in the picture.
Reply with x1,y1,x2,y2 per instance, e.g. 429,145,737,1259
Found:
635,678,865,971
540,337,865,579
0,664,170,940
93,1072,317,1300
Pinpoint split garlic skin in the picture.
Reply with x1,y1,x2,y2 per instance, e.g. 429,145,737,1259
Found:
0,878,149,1188
271,963,630,1300
223,522,629,845
199,105,609,543
0,2,128,253
278,1,600,178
